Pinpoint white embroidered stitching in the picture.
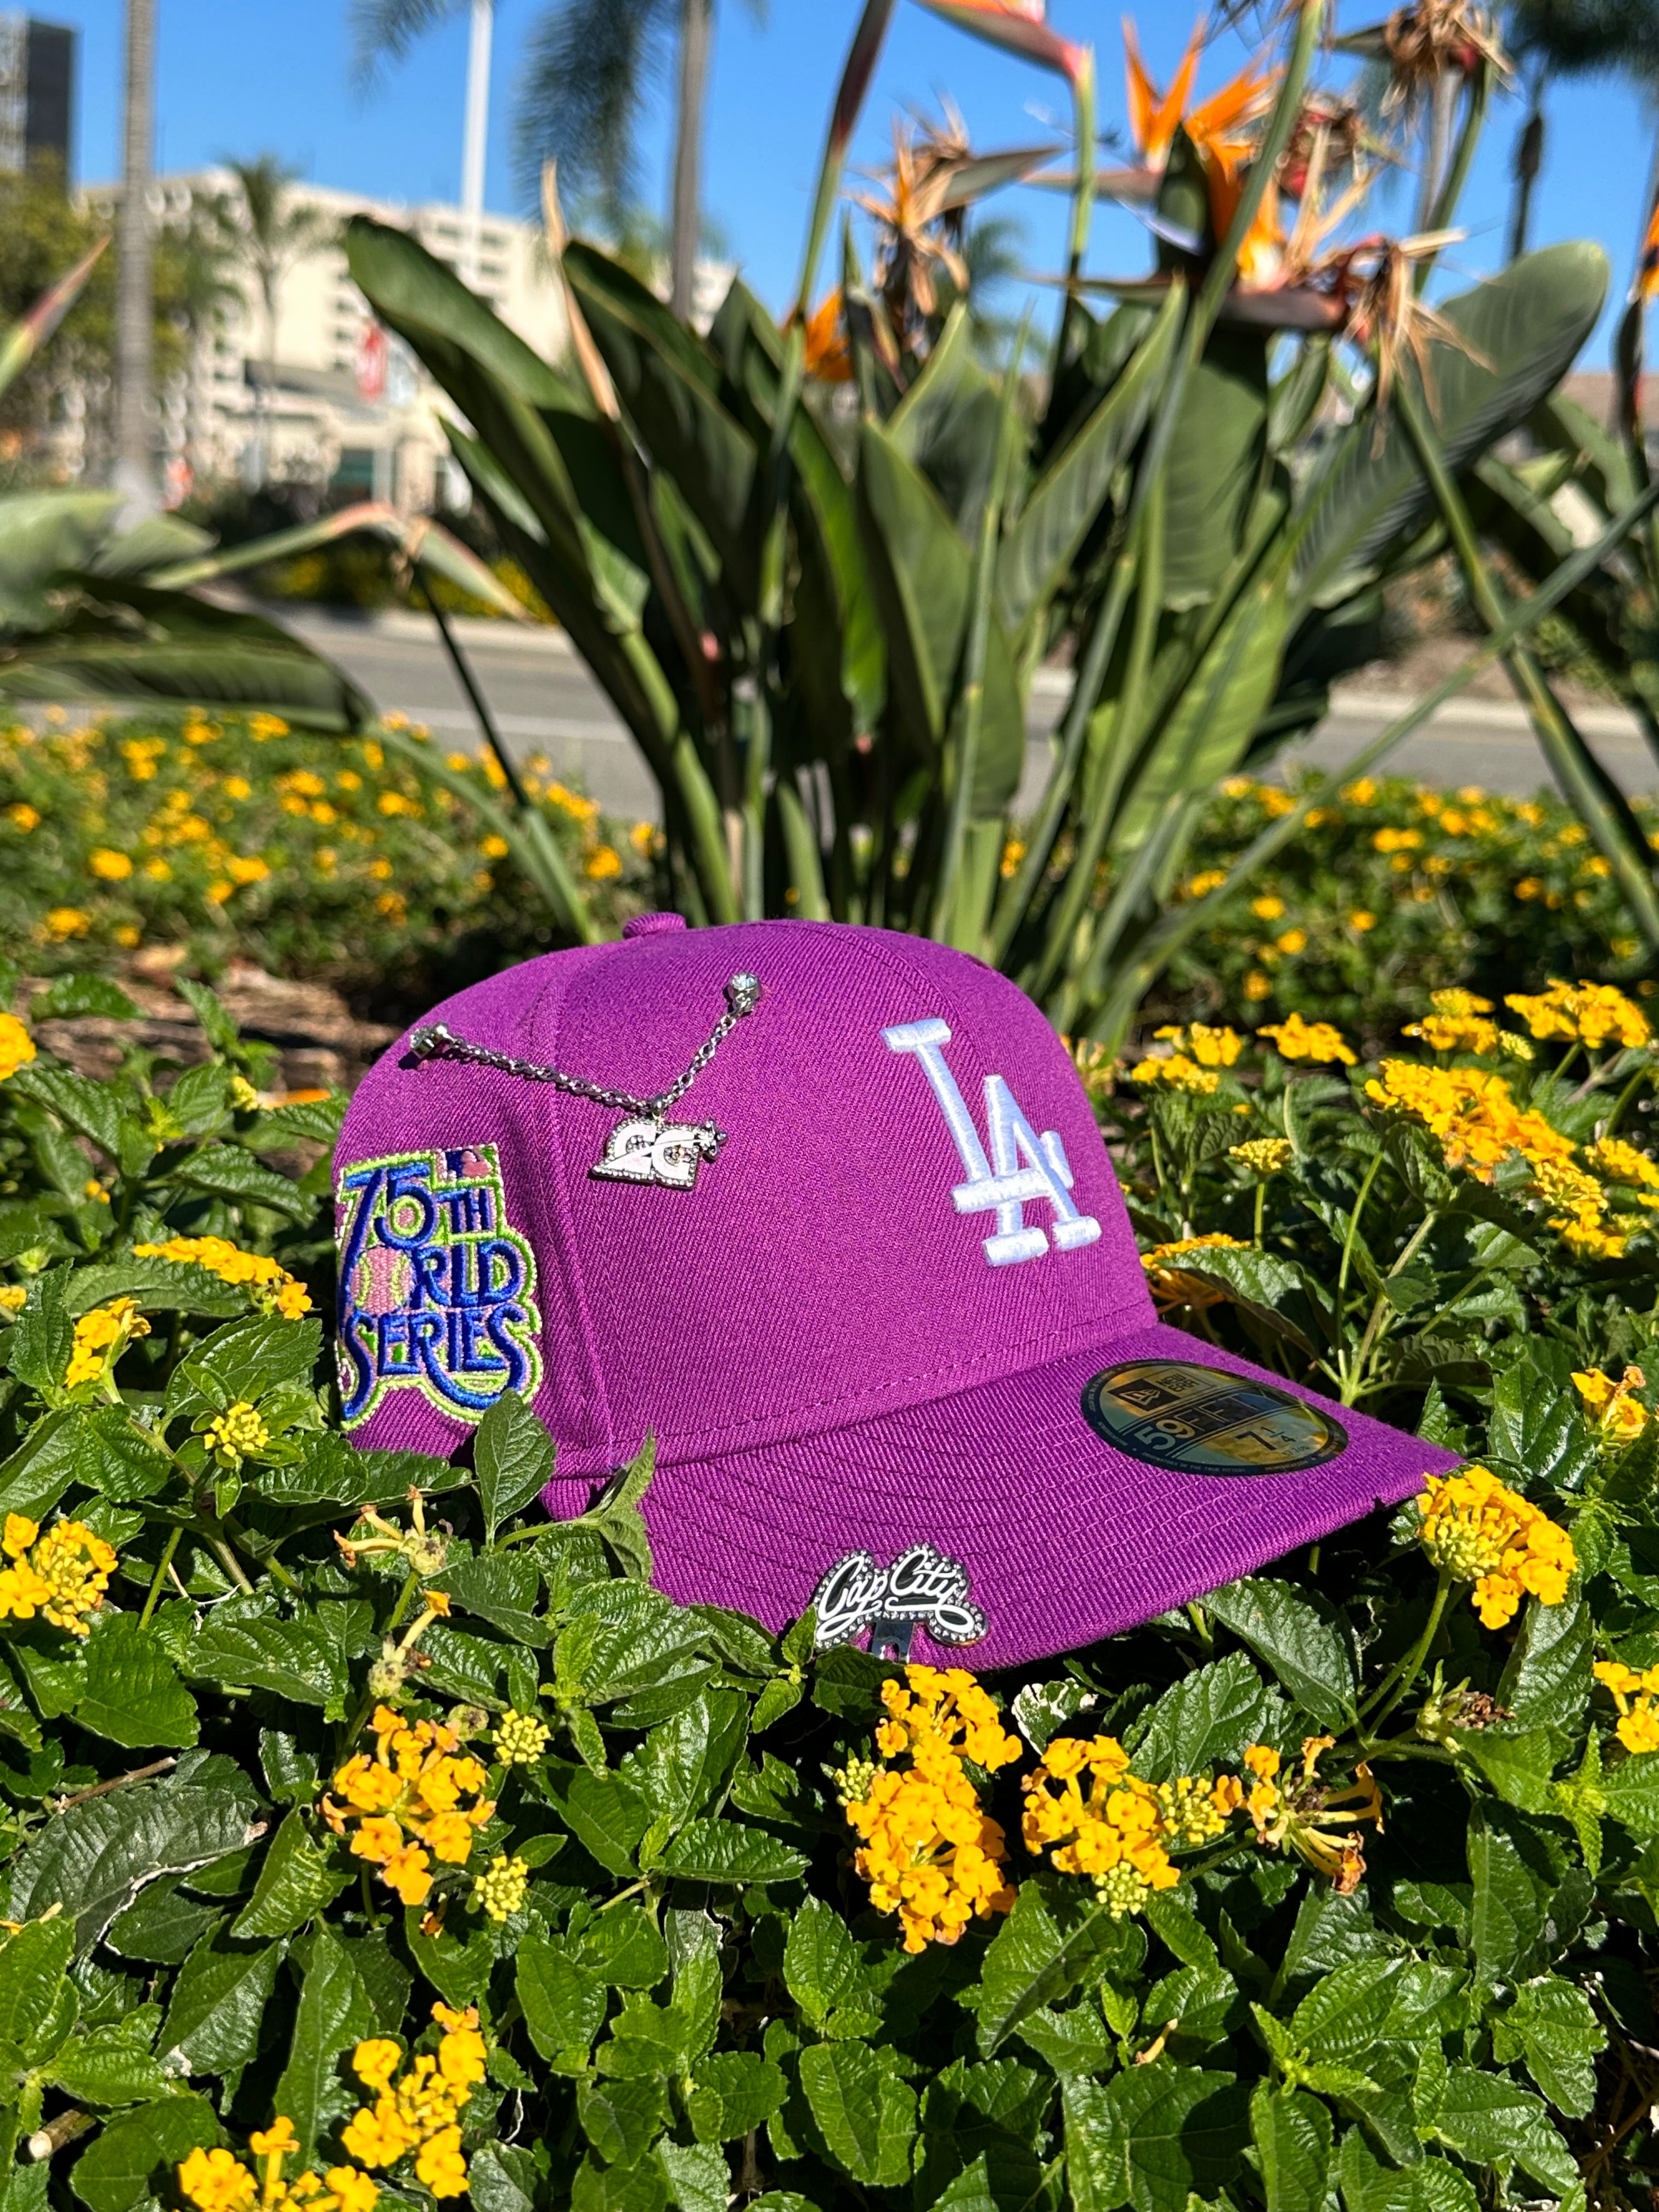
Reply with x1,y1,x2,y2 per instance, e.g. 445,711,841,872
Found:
884,1017,1102,1267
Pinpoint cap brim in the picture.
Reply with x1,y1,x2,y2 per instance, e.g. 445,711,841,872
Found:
576,1319,1460,1671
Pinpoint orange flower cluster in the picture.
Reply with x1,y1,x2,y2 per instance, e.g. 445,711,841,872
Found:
1230,1739,1383,1894
1417,1466,1576,1628
1364,1060,1575,1181
322,1707,495,1906
341,2004,486,2199
843,1666,1020,1954
1022,1735,1186,1917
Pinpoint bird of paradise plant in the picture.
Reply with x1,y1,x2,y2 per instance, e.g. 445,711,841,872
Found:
348,0,1641,1045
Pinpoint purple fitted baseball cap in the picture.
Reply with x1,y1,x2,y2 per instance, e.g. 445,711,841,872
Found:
332,917,1454,1671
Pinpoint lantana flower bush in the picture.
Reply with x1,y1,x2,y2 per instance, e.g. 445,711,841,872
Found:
0,963,1654,2212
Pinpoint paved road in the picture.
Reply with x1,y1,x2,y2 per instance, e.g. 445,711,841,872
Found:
283,605,1657,821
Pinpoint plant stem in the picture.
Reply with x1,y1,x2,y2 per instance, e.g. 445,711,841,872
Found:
140,1525,182,1626
1361,1572,1451,1736
1336,1153,1383,1309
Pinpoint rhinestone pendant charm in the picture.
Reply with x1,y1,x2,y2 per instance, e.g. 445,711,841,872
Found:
589,1116,725,1192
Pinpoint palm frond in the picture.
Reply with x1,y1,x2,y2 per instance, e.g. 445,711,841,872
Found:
511,0,679,216
350,0,466,90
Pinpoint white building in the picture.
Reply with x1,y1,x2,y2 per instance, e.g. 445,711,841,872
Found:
83,170,574,510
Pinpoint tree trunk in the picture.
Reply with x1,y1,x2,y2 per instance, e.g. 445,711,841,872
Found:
670,0,713,325
1506,69,1545,264
461,0,493,289
114,0,156,514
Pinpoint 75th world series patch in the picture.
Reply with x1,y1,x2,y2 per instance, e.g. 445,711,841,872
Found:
1081,1358,1347,1475
335,1143,541,1426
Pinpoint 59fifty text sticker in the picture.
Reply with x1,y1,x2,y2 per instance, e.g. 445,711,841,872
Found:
1081,1359,1346,1475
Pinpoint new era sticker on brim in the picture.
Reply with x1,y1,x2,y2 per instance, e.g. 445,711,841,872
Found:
1081,1359,1347,1475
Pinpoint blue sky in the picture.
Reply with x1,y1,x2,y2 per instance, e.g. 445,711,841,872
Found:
61,0,1658,362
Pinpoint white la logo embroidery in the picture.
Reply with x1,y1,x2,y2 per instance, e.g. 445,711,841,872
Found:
884,1017,1102,1266
810,1544,986,1656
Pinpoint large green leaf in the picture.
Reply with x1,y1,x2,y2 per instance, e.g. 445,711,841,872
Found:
1162,329,1272,611
345,216,569,407
1291,242,1610,607
997,284,1184,651
856,419,1025,814
0,490,123,626
1111,572,1289,851
889,306,1007,540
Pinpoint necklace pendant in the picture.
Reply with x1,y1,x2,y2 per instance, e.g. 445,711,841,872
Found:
590,1115,725,1192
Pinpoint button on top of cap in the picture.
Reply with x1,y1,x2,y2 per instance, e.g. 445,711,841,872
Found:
622,912,688,939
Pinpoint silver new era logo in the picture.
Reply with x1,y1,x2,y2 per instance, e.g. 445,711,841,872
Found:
810,1544,986,1658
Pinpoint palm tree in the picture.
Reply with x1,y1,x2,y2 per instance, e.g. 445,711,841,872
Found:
114,0,156,512
1504,0,1659,259
213,155,334,484
352,0,766,323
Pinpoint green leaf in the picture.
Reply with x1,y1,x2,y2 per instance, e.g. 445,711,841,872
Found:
1289,1959,1404,2061
651,1819,806,1885
232,1810,349,1940
579,2073,670,2164
1468,1805,1549,1991
30,975,139,1020
656,2140,728,2212
470,2147,541,2212
475,1389,556,1540
44,2018,170,2107
0,1915,74,2054
576,1905,670,1990
518,1931,608,2064
8,1061,122,1158
157,1925,283,2075
1204,1577,1358,1730
8,1776,264,1951
430,1552,544,1644
549,1768,652,1878
1499,1594,1592,1733
782,1895,869,2032
1599,1754,1659,1834
163,1144,314,1221
1457,1726,1567,1813
76,1613,198,1751
105,1879,221,1967
1250,2084,1333,2212
978,1880,1143,2056
687,2050,788,2144
165,1316,321,1421
1491,1977,1605,2118
273,1925,377,2162
1432,2064,1578,2192
798,2040,917,2188
1062,2066,1250,2212
1293,243,1610,607
1126,1650,1282,1781
1163,329,1270,610
67,2094,218,2212
187,1593,350,1714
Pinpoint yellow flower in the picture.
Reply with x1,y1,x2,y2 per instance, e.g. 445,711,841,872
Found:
584,843,623,882
1348,910,1376,932
1251,894,1285,921
5,802,39,831
377,791,419,819
0,1517,118,1635
205,1402,270,1466
1343,778,1378,805
1417,1466,1576,1628
1505,979,1651,1052
1588,1136,1659,1192
88,847,132,881
493,1708,550,1765
1022,1735,1178,1917
0,1285,25,1316
1573,1365,1649,1446
1184,868,1227,898
1373,827,1421,854
1229,1136,1292,1176
1141,1233,1247,1308
1243,970,1272,1002
0,1013,36,1081
1364,1061,1573,1183
1277,928,1308,956
353,2040,403,2092
340,2005,477,2196
843,1666,1019,1953
43,907,89,940
65,1296,149,1390
321,1707,495,1905
1257,1013,1356,1065
133,1236,312,1318
179,2148,258,2212
1131,1051,1220,1094
1229,1737,1381,1891
470,1852,528,1922
1154,1023,1244,1068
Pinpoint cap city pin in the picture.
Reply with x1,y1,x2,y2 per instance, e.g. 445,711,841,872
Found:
409,970,761,1193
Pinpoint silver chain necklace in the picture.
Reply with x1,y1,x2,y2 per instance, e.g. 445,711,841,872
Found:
408,972,761,1192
